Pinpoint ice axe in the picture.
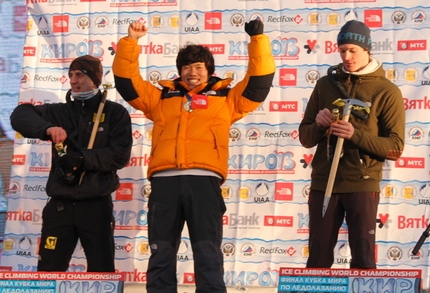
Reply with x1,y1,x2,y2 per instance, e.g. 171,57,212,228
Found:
322,98,370,217
78,83,113,185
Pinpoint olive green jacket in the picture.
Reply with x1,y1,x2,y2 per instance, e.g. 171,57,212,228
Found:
299,60,405,193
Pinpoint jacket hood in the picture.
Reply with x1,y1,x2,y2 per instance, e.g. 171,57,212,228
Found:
341,57,382,75
333,58,385,82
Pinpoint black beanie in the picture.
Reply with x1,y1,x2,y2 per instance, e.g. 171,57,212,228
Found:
337,20,372,52
69,55,103,87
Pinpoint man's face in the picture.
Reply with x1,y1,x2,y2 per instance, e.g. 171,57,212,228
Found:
69,70,96,92
180,62,209,89
338,44,370,72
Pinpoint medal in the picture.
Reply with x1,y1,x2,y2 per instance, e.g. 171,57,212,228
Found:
55,143,67,157
183,101,192,112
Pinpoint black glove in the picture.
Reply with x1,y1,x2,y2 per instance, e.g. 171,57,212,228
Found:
58,151,84,175
245,19,264,36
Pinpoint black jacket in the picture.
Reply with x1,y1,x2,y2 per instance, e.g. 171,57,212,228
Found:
10,90,132,200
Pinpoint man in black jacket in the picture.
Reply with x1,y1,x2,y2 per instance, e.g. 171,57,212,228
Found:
10,55,132,272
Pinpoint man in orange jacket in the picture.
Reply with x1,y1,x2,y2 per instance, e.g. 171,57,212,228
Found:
113,19,275,293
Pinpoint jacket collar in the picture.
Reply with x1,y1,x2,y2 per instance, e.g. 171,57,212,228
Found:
66,89,102,109
158,76,233,92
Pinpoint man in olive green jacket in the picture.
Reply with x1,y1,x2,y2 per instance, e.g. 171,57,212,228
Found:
299,20,405,269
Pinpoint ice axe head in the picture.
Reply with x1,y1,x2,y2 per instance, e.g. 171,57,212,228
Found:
333,98,370,119
102,83,113,90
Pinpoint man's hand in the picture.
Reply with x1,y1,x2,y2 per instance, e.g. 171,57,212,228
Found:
315,108,333,129
128,22,148,40
46,126,67,144
245,19,264,36
58,151,84,175
331,120,355,139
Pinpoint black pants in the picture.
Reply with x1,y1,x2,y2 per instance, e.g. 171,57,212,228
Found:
37,195,115,272
306,190,379,269
146,175,227,293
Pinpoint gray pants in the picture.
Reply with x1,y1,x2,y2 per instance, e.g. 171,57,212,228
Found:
146,175,227,293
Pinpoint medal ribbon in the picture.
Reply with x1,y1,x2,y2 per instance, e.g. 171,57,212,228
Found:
183,83,207,112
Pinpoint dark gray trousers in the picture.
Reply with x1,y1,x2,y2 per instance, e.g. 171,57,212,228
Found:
146,175,227,293
306,190,379,269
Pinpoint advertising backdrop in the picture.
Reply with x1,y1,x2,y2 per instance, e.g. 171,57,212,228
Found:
0,1,26,213
2,0,430,290
0,0,26,250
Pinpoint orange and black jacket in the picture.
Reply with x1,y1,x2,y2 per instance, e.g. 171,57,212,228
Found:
113,34,275,183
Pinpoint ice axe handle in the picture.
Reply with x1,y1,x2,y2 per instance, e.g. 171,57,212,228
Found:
322,111,350,217
412,224,430,255
78,83,112,185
